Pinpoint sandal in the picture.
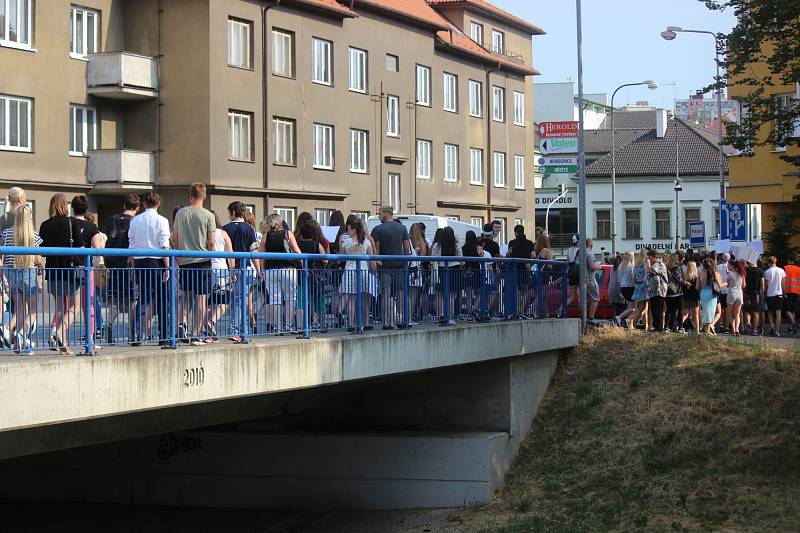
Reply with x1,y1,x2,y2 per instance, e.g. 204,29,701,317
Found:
56,337,74,356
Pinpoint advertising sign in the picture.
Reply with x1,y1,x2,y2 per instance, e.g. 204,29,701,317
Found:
538,121,579,139
719,200,748,242
689,221,706,247
539,138,577,154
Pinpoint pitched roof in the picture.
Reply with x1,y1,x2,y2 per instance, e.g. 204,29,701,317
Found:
598,110,658,130
586,118,729,178
583,129,650,154
427,0,545,35
357,0,449,29
290,0,357,17
435,26,540,76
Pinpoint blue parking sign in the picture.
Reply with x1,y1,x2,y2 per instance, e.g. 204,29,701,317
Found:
720,200,748,241
689,221,706,247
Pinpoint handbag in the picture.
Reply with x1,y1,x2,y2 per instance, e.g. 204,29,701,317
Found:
712,280,721,298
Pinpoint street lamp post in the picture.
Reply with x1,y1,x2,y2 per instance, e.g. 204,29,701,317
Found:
610,80,658,256
674,177,683,252
661,26,726,226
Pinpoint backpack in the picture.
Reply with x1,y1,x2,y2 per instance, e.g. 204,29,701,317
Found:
104,214,132,269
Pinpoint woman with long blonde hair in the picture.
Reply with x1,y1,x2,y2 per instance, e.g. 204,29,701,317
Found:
0,205,43,355
624,249,651,330
613,251,637,326
683,260,701,333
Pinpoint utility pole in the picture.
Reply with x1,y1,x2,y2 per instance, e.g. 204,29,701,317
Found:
576,0,587,329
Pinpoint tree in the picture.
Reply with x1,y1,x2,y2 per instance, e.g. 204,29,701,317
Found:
701,0,800,169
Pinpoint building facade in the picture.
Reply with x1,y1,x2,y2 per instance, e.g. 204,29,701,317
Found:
0,0,542,235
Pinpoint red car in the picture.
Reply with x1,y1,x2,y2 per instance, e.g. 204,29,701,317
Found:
567,264,615,319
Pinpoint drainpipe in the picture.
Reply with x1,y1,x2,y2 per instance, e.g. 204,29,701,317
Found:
412,99,418,214
262,1,281,216
155,0,163,192
378,82,384,207
485,62,501,222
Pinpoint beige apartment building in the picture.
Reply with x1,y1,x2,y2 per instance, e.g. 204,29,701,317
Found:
0,0,542,239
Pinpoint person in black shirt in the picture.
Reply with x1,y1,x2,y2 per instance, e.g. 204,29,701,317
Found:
222,201,259,339
104,194,139,343
480,224,501,317
744,263,766,335
507,225,535,318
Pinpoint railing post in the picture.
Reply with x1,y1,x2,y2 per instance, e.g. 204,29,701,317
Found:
83,254,94,355
169,256,178,349
503,260,512,319
302,258,310,339
561,265,569,319
481,262,489,321
402,260,410,328
240,264,250,343
355,260,363,334
443,260,450,324
536,264,545,319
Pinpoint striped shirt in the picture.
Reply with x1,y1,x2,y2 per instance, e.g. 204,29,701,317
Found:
2,228,43,268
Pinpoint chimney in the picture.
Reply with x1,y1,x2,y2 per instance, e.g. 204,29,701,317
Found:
656,109,668,138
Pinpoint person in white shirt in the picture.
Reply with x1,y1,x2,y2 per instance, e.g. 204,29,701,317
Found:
128,191,171,346
763,256,786,336
717,253,730,332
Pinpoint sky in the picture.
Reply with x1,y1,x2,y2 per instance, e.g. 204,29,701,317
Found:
492,0,738,110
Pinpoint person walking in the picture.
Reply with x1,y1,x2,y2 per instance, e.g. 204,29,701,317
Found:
584,238,600,321
698,258,725,335
507,225,535,318
726,259,746,336
0,205,43,355
340,218,375,332
763,256,786,336
784,253,800,335
613,251,636,327
258,213,302,333
683,260,701,334
665,253,687,333
743,259,766,335
625,249,649,330
103,194,139,343
205,211,234,343
222,201,259,341
645,250,669,332
0,187,28,346
172,183,216,346
370,206,410,330
128,192,172,347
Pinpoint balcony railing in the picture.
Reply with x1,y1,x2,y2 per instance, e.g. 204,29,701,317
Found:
483,43,525,65
87,52,158,99
87,149,155,186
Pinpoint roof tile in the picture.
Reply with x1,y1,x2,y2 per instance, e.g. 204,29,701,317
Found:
427,0,545,34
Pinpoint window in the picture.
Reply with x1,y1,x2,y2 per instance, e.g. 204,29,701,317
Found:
272,117,295,166
69,5,99,58
315,208,333,224
386,95,399,137
416,139,431,179
497,218,507,244
228,111,253,161
312,37,332,85
774,92,800,143
443,72,457,112
348,47,367,93
713,207,720,238
275,207,296,231
352,210,370,221
625,209,641,239
385,53,398,72
1,0,32,48
272,29,294,77
492,86,505,122
655,208,671,239
350,128,368,173
493,152,506,187
514,218,524,230
684,207,700,238
415,64,431,106
227,18,252,69
514,155,524,189
468,79,482,117
444,144,458,182
491,29,504,54
513,91,524,126
0,94,32,151
69,104,97,155
387,172,400,210
469,148,483,185
446,215,459,222
596,210,610,240
313,123,334,169
244,204,255,214
469,22,483,44
470,216,484,228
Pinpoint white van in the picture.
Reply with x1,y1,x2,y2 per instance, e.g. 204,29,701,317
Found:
366,214,481,249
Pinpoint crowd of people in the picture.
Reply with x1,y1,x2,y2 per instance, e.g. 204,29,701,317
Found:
0,185,562,355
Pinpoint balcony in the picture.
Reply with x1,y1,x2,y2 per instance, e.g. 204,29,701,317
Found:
483,43,525,65
87,149,155,190
87,52,158,100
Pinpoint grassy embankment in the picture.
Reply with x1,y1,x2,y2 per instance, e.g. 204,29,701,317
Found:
461,329,800,532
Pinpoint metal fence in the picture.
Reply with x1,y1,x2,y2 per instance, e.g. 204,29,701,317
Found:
0,247,568,355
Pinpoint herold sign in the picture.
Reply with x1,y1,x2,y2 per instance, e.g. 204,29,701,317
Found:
538,121,579,139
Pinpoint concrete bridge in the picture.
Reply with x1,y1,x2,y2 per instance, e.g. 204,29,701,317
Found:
0,319,580,509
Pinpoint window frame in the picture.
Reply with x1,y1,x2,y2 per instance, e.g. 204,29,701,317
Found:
491,29,504,54
313,122,335,170
469,147,483,185
443,143,459,183
416,139,432,180
272,116,296,166
1,0,34,49
492,86,505,122
227,17,253,70
468,79,482,117
513,90,525,126
272,28,295,78
470,215,484,228
595,209,611,240
228,110,254,162
386,94,399,137
683,207,701,238
443,72,458,113
315,208,334,225
385,53,399,72
348,46,367,93
274,207,296,231
0,93,33,152
624,209,641,240
349,128,369,174
513,154,524,190
311,37,333,86
387,172,400,211
654,208,671,239
469,21,483,45
68,104,98,156
415,64,431,107
493,151,506,187
69,5,99,59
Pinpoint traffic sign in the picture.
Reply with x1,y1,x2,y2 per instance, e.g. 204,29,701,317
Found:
689,221,706,247
720,200,747,241
537,156,577,166
539,137,577,154
541,165,578,174
538,121,579,139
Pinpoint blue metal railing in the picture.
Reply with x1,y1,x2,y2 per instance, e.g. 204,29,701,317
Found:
0,246,568,355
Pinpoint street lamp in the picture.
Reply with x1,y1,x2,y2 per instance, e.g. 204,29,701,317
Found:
661,26,726,230
610,80,658,256
674,177,683,252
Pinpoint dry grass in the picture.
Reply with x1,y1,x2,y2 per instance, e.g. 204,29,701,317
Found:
459,328,800,532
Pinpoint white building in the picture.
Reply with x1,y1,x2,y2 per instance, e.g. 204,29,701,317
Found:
533,82,611,129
